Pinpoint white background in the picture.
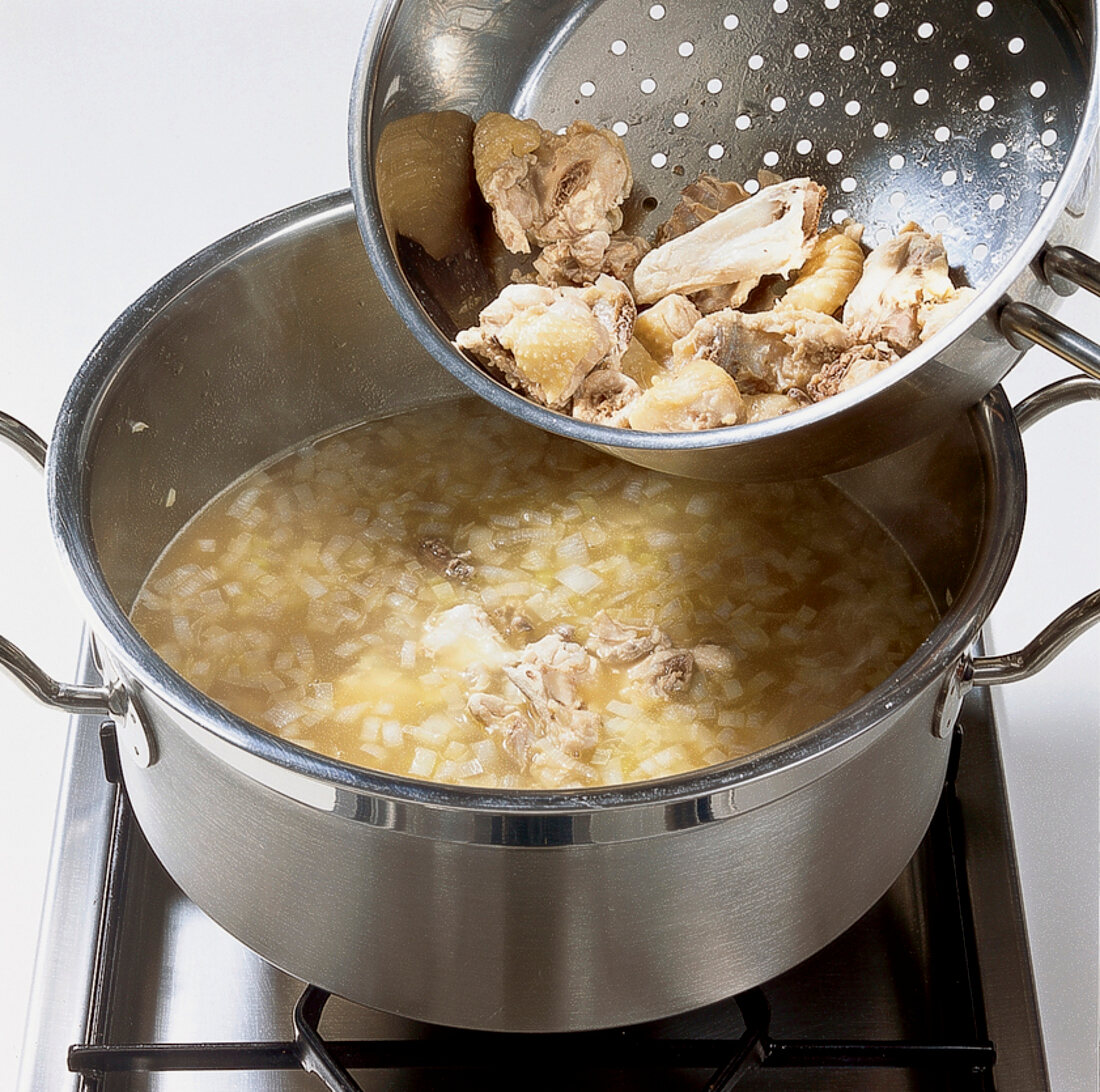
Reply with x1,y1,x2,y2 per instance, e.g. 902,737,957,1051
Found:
1,3,1097,1089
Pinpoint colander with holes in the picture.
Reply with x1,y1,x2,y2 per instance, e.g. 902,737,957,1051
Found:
349,0,1100,481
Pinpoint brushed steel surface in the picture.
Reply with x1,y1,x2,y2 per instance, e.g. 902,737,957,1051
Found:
32,193,1081,1030
18,681,1051,1090
350,0,1100,480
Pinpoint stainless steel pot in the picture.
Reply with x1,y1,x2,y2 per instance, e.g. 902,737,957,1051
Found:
2,193,1098,1033
350,0,1100,481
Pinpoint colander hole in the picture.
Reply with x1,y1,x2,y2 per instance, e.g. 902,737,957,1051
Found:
933,213,950,230
941,169,957,185
580,81,596,97
973,242,989,259
1040,179,1056,197
612,121,629,136
794,42,810,59
874,2,890,16
841,177,857,192
809,91,826,107
889,153,906,169
723,13,740,30
736,113,752,130
977,1,993,16
707,77,724,92
763,150,780,166
880,60,897,77
953,53,970,71
845,100,862,116
649,4,665,19
824,0,839,9
1041,127,1057,146
890,190,906,208
673,111,690,127
771,96,788,112
917,22,935,39
796,139,813,155
745,178,761,193
913,88,930,105
1030,80,1047,98
979,94,995,111
875,226,893,244
642,196,659,211
831,208,850,224
935,125,951,142
988,193,1006,210
651,152,668,168
827,148,844,163
990,140,1007,158
749,54,765,70
640,78,657,93
1007,36,1024,54
773,0,789,12
611,39,627,55
708,143,726,159
678,41,695,57
873,122,890,138
839,44,856,61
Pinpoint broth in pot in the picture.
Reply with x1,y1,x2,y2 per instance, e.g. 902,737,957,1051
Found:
131,400,937,790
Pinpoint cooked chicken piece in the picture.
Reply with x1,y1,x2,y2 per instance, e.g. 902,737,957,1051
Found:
655,173,752,246
806,340,900,401
488,604,534,638
633,294,702,365
690,283,755,315
843,222,975,351
692,644,735,673
632,178,826,305
742,392,803,422
455,275,634,408
467,692,536,768
472,114,632,254
629,647,695,698
626,361,745,431
571,369,641,426
420,604,510,672
533,231,649,288
777,228,865,315
672,308,853,395
585,611,670,664
617,337,666,389
919,285,977,341
375,110,476,261
418,537,473,581
502,633,601,757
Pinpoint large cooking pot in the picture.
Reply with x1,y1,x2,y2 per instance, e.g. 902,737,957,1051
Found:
2,193,1097,1033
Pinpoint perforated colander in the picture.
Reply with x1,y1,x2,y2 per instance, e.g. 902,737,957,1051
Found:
350,0,1100,480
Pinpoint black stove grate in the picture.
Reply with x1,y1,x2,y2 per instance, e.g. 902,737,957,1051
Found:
67,724,997,1091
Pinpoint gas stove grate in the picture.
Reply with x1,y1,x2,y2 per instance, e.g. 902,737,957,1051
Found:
66,725,997,1092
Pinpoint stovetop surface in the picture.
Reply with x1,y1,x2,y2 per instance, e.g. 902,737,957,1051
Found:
20,681,1048,1091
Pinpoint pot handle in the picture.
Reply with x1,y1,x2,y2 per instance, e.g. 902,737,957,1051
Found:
972,375,1100,687
999,247,1100,380
0,411,119,715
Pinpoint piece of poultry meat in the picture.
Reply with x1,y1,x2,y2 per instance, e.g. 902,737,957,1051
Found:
806,340,900,401
626,360,745,431
533,231,650,288
633,293,702,365
472,113,632,254
632,178,825,305
467,692,536,769
585,610,670,664
655,173,752,246
843,222,976,351
455,275,635,408
629,647,696,698
673,307,854,396
571,369,642,426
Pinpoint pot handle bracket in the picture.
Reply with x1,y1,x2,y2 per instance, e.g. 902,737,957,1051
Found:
0,411,155,766
934,375,1100,736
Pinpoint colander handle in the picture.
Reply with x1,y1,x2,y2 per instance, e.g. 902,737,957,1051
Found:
998,247,1100,381
0,412,119,715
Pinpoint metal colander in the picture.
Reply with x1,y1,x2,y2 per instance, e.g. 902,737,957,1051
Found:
350,0,1100,480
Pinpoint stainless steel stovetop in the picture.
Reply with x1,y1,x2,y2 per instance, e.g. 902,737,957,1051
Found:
19,670,1048,1091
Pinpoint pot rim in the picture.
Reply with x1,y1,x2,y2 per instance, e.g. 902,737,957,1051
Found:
47,193,1026,817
